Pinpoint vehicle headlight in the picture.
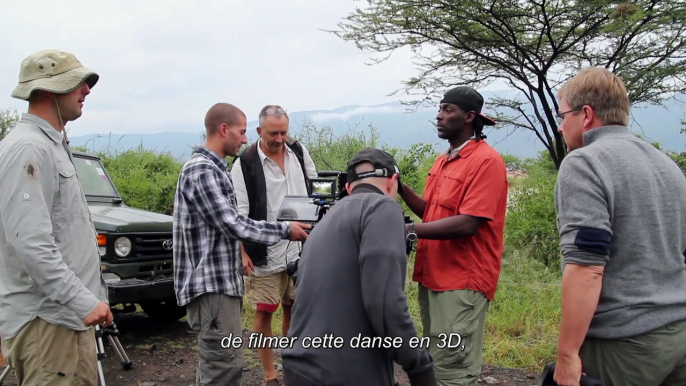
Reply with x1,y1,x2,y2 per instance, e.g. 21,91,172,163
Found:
114,237,132,257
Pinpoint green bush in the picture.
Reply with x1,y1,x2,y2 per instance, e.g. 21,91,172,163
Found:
97,146,182,215
291,120,438,221
505,169,561,270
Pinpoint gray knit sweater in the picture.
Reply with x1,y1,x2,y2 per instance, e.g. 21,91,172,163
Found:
555,125,686,339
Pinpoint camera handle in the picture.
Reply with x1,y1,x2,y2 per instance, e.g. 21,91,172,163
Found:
285,240,302,286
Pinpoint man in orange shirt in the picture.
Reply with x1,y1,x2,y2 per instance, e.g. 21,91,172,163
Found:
399,86,508,386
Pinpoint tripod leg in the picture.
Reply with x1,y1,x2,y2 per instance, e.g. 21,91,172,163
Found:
97,360,107,386
95,325,107,386
106,335,133,370
0,365,11,385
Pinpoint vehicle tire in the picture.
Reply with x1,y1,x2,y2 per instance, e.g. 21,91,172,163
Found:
139,299,186,323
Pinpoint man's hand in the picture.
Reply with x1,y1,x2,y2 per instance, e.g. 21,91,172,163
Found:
83,301,113,328
288,222,311,241
242,252,254,276
397,182,427,219
553,353,583,386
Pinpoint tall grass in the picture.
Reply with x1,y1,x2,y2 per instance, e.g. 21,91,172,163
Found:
241,245,561,372
483,247,561,371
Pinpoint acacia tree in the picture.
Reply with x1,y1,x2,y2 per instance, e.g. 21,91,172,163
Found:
331,1,686,168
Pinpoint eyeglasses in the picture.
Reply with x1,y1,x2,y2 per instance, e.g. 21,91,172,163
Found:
557,105,588,120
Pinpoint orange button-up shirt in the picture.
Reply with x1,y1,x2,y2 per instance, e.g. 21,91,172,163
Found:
412,139,508,301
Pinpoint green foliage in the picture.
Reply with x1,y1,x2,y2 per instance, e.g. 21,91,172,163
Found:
291,119,438,221
331,0,686,169
501,153,524,170
88,146,182,215
484,248,561,371
671,152,686,175
522,150,558,177
0,108,20,141
389,142,436,194
388,142,437,221
292,118,382,171
505,157,561,270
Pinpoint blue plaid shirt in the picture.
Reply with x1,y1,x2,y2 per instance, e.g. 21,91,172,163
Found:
172,146,290,306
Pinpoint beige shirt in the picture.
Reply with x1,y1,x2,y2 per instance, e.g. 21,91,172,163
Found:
231,139,318,276
0,113,107,339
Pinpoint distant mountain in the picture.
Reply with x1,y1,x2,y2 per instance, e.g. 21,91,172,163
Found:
69,89,686,162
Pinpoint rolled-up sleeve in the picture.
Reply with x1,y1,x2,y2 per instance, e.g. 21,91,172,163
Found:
555,154,612,267
190,169,289,244
230,158,250,217
0,143,99,319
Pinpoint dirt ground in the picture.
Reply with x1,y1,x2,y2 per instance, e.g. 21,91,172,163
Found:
0,311,541,386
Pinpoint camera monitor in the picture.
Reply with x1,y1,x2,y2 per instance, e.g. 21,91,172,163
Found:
309,178,336,199
276,196,322,223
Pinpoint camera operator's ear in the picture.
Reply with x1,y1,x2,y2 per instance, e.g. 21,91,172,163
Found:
345,182,352,195
387,174,399,196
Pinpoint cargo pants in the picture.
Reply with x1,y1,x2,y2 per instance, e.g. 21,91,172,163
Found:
186,293,244,386
579,318,686,386
418,284,489,386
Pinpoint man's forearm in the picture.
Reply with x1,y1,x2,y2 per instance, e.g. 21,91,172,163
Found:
414,215,483,240
399,183,426,219
14,228,100,318
557,263,604,357
193,172,289,244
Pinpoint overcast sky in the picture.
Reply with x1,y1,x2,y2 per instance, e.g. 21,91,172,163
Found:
1,0,509,138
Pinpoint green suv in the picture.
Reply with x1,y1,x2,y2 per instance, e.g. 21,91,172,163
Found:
72,150,185,323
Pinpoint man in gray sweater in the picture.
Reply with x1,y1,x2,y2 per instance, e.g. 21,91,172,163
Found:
281,148,436,386
552,67,686,386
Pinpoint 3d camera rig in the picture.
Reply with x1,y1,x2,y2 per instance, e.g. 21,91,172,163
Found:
279,171,416,284
306,170,349,220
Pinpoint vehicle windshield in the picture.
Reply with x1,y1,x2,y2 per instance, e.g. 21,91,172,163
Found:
73,156,119,198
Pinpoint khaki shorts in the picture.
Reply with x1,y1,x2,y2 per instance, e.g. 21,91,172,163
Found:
1,317,97,386
245,270,295,313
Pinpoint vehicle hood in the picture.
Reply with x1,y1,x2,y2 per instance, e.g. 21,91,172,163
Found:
89,204,173,233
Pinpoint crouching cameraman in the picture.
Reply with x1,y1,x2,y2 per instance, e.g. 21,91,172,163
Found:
281,148,436,386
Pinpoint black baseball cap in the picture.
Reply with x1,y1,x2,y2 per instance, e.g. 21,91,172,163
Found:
440,86,496,126
346,148,403,193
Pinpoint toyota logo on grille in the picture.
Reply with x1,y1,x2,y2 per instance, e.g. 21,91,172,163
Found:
162,240,173,250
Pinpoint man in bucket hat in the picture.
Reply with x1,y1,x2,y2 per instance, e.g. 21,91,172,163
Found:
0,49,112,386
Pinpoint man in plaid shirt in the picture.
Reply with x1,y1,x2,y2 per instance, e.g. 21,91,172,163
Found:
173,102,311,386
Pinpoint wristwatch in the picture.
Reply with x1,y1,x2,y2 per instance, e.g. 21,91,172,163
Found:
406,223,418,242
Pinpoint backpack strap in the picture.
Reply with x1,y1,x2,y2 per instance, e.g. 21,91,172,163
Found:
285,136,312,196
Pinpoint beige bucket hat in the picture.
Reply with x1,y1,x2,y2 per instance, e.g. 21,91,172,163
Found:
11,49,99,101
